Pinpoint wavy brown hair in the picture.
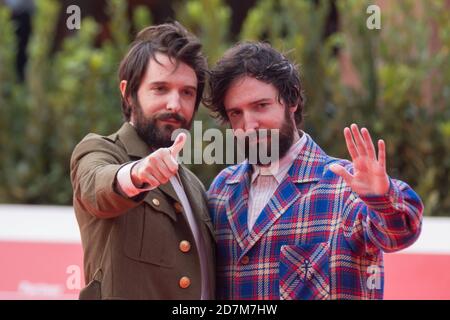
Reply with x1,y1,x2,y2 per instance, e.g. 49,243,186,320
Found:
205,42,304,126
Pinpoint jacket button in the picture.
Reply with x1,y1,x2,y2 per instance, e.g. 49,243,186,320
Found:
241,256,250,265
174,202,183,213
179,276,191,289
179,240,191,253
152,198,160,206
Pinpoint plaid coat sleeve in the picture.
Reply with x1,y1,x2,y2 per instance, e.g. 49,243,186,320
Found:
339,162,423,255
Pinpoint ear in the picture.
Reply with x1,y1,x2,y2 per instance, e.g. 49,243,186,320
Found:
120,80,135,123
287,105,298,123
119,80,128,100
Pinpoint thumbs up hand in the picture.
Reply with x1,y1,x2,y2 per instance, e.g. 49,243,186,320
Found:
130,133,186,188
168,132,186,159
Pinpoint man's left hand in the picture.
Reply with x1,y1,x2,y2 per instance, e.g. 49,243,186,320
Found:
330,123,390,196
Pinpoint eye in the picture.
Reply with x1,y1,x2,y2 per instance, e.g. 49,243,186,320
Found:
152,86,167,93
182,88,195,97
228,110,242,118
258,102,269,109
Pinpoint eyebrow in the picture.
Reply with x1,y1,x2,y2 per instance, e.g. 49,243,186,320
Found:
225,107,241,114
226,98,273,111
249,98,273,105
148,81,197,91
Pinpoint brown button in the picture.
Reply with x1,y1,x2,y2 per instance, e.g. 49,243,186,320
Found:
179,276,191,289
174,202,183,213
152,198,160,206
179,240,191,253
241,256,250,265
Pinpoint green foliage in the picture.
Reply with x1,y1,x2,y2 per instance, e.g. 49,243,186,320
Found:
0,0,148,203
0,0,448,215
0,5,25,200
175,0,231,64
133,5,153,32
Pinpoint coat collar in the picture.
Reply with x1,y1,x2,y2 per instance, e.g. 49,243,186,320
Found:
286,133,327,183
116,122,151,159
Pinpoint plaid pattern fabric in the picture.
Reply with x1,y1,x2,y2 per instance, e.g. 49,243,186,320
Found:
207,134,423,300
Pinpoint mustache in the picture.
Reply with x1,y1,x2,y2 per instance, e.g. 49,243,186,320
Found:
156,112,186,124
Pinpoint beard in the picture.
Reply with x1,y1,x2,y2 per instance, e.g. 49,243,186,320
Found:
131,100,191,150
237,107,296,165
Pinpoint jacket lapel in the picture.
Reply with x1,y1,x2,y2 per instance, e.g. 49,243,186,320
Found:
241,175,302,257
223,162,252,252
178,166,212,225
157,180,181,203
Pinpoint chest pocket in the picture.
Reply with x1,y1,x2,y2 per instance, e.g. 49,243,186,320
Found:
279,242,330,300
124,192,176,268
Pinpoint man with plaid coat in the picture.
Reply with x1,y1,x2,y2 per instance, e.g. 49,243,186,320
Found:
205,42,423,300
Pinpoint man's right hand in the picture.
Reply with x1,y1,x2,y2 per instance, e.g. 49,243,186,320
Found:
130,133,186,188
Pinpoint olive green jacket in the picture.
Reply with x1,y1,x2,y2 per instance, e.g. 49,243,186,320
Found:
70,122,215,299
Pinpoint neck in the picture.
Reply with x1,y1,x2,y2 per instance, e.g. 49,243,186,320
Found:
292,128,301,144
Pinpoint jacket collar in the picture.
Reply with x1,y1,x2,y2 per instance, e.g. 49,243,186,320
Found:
116,122,151,159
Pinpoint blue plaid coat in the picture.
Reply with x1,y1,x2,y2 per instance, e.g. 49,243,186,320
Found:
207,134,423,300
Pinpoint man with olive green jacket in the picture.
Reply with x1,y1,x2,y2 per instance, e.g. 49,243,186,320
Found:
70,22,215,300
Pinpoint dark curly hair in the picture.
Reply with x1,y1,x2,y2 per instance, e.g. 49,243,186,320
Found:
118,21,207,121
205,42,304,126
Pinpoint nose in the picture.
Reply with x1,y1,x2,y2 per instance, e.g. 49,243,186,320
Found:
166,91,181,112
242,111,259,132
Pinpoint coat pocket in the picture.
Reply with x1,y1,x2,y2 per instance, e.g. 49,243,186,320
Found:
123,203,175,268
279,243,330,300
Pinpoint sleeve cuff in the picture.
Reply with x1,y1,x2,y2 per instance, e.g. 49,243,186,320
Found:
358,178,403,215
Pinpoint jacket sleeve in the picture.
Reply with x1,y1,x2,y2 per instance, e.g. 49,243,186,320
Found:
342,177,424,255
70,137,145,219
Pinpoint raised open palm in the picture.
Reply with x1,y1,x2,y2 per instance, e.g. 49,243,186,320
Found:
330,124,390,196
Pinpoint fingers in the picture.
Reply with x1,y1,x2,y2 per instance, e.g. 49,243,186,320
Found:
150,148,179,181
147,157,172,184
135,147,180,187
345,124,378,160
350,123,367,156
169,132,186,158
161,148,179,173
361,127,376,160
329,164,354,185
378,139,386,169
344,127,358,160
139,172,160,188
